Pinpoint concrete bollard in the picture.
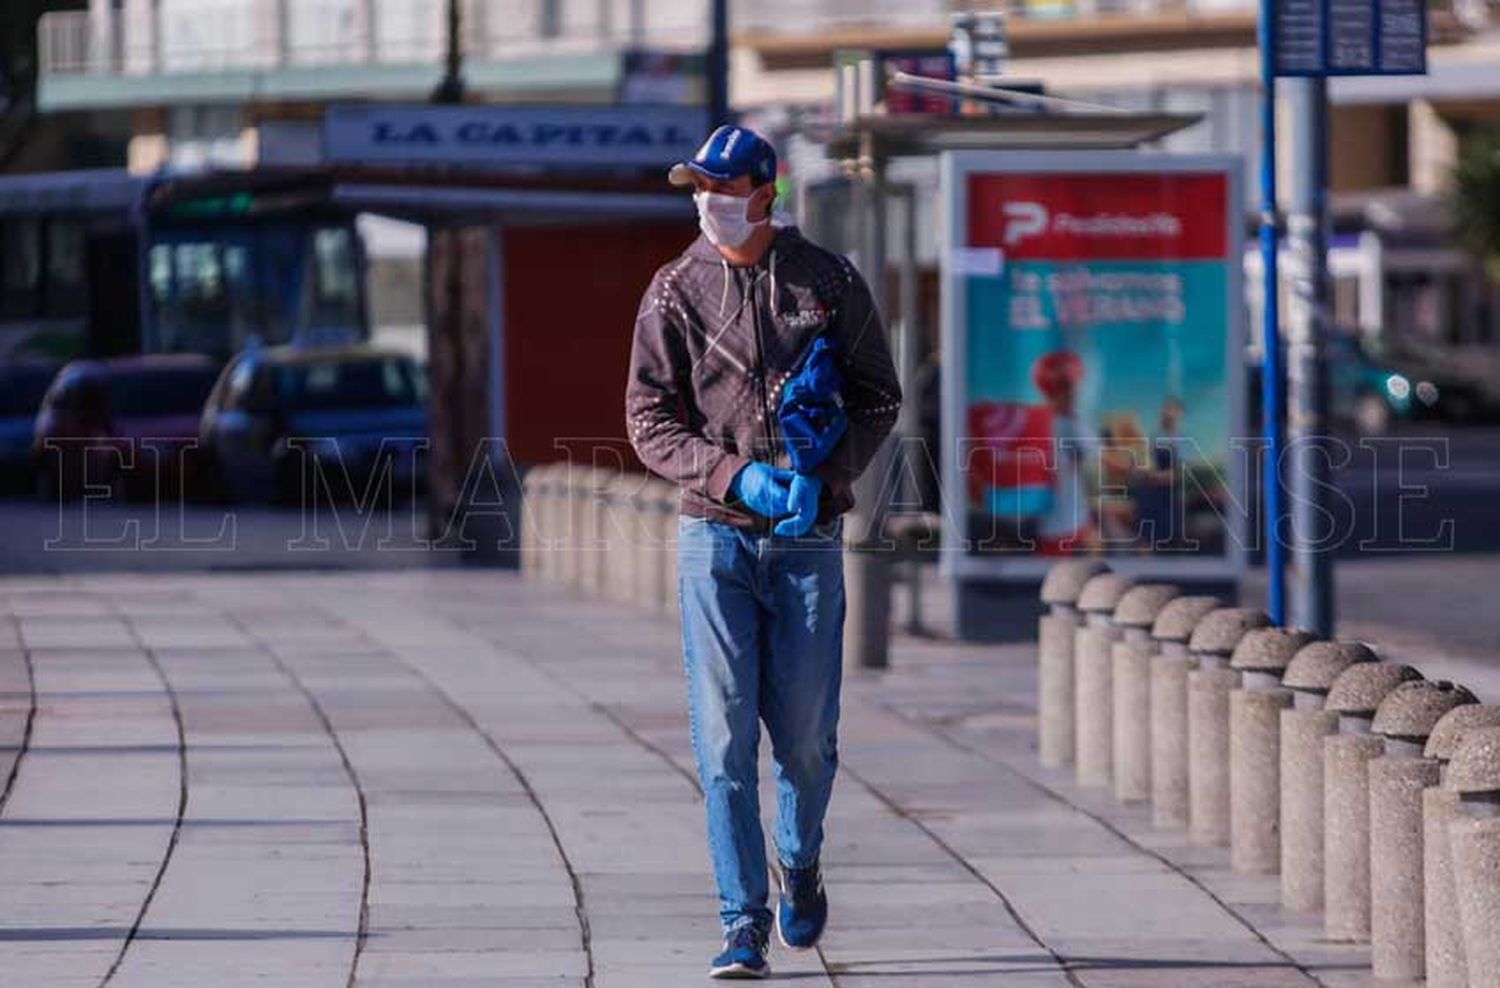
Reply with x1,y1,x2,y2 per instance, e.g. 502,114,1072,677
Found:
1367,681,1476,981
519,464,539,578
545,462,572,585
1279,640,1377,912
602,473,637,604
587,468,615,597
1037,561,1109,769
1148,596,1220,829
1186,608,1271,848
1111,584,1181,805
663,495,681,620
562,463,587,589
1074,573,1134,789
1228,627,1315,874
1323,661,1423,943
530,463,558,583
1446,726,1500,988
1423,705,1500,988
634,478,667,612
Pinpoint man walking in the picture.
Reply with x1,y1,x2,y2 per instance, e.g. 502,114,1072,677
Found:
625,125,900,978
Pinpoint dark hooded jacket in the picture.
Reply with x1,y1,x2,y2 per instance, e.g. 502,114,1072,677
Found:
625,225,902,529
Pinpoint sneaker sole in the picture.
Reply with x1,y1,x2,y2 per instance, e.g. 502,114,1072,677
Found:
709,961,771,979
774,911,820,953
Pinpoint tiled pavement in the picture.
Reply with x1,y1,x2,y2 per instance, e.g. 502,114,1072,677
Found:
2,570,1485,987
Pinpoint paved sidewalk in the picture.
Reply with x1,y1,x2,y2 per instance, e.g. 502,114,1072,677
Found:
2,569,1471,987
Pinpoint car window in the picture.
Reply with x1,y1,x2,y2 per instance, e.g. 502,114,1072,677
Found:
222,360,256,411
276,357,421,410
109,368,219,417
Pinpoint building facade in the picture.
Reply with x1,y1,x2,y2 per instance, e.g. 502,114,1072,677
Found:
27,0,1500,357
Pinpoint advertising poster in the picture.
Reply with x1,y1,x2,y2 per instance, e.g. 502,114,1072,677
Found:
941,153,1244,577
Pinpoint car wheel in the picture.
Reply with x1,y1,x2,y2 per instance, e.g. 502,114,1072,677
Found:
1355,393,1392,436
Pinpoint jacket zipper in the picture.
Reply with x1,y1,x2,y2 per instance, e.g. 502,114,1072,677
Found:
749,266,777,463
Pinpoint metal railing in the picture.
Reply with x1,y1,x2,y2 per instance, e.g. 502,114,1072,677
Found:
38,0,1495,79
733,0,1260,35
38,13,91,75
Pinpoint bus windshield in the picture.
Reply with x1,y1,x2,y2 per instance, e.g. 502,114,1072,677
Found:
148,223,362,357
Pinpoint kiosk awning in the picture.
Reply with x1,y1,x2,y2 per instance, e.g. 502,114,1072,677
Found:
820,111,1204,159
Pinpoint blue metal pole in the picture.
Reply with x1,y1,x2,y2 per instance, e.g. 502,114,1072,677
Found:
1285,77,1334,637
708,0,730,125
1257,0,1286,625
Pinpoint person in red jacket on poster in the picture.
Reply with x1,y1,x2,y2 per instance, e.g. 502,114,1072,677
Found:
1032,350,1098,555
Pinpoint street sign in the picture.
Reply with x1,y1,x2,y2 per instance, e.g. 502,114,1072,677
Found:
1273,0,1427,76
324,104,708,170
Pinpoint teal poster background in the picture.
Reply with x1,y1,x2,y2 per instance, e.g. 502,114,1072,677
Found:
965,261,1230,459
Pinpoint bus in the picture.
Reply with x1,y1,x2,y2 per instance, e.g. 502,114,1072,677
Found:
0,168,370,365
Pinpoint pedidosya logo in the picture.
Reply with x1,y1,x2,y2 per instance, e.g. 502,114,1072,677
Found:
1002,203,1047,246
1003,201,1184,247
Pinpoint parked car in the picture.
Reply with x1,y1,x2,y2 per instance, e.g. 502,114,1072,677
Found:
0,361,60,492
1370,337,1497,425
1249,331,1436,436
199,345,428,504
33,355,221,500
1325,332,1430,435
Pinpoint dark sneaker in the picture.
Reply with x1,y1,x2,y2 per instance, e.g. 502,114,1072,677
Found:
776,859,828,950
710,923,771,979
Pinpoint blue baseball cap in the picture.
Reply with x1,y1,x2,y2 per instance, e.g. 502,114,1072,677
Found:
668,125,778,187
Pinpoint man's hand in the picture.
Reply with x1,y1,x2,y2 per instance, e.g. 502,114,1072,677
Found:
774,474,823,537
730,463,795,519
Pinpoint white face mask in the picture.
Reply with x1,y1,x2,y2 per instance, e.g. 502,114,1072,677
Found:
694,190,768,248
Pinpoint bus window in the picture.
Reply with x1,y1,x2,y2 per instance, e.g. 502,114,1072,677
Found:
222,242,265,351
153,241,227,354
150,232,278,355
45,220,87,319
150,243,173,302
309,226,360,337
145,222,367,356
1,217,41,319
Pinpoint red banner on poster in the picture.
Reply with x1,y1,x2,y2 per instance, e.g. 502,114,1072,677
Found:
966,173,1229,261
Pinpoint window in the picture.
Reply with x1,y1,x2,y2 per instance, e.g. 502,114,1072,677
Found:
308,226,361,334
146,223,366,355
108,367,220,417
276,357,421,410
222,358,256,411
45,220,87,318
152,241,228,353
0,217,41,319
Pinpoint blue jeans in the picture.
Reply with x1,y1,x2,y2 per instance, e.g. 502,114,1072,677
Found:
677,514,845,934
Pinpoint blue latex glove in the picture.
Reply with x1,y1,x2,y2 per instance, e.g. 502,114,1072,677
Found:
774,473,824,537
730,462,794,519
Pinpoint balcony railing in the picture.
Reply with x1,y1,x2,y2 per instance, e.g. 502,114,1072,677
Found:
732,0,1260,36
40,0,1492,81
39,0,709,78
